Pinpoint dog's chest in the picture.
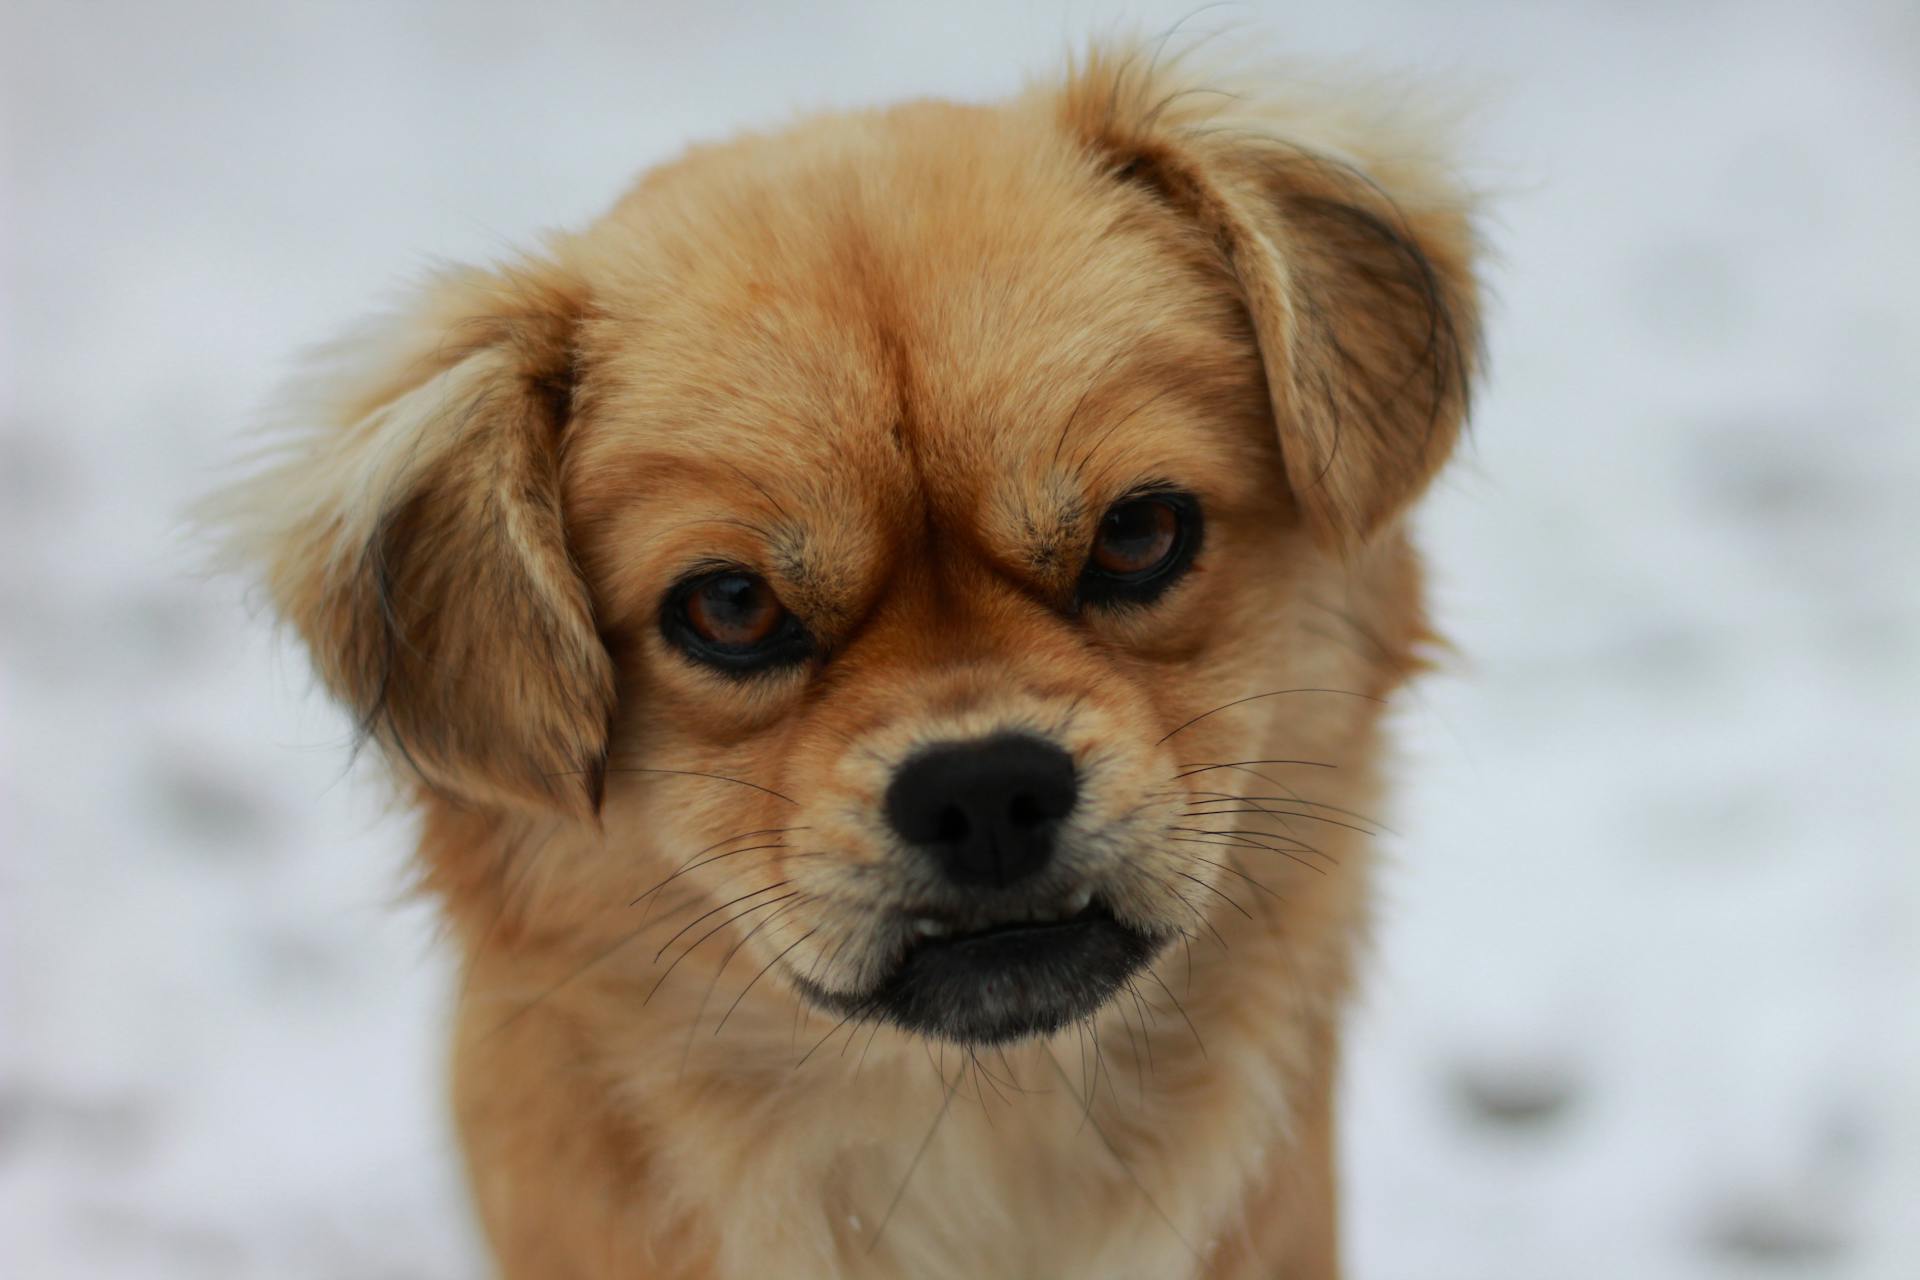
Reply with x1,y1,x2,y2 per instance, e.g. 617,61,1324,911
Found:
692,1049,1277,1280
846,1108,1237,1280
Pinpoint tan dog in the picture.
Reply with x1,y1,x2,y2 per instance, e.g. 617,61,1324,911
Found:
225,42,1479,1279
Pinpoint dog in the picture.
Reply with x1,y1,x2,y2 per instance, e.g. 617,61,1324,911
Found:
222,41,1480,1279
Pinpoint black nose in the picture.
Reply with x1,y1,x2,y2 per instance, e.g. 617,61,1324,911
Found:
884,734,1079,888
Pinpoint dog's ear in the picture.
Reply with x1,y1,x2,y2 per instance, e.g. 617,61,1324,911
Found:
1055,47,1483,546
222,258,615,815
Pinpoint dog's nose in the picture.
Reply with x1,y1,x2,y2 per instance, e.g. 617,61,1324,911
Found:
885,734,1078,888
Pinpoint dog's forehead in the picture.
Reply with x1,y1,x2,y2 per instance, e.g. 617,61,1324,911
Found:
569,104,1265,558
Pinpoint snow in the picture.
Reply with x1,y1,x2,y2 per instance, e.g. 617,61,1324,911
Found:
3,1,1916,1275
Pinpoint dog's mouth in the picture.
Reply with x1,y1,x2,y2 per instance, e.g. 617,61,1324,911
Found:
794,891,1163,1047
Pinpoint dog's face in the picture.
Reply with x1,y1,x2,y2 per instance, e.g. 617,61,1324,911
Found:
565,116,1281,1041
233,60,1478,1049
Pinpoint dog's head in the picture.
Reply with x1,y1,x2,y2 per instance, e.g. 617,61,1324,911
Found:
230,49,1478,1048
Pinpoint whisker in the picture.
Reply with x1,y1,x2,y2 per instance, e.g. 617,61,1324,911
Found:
597,766,797,806
1185,779,1392,831
644,888,796,1004
1185,816,1334,850
719,458,796,525
854,1017,886,1076
1178,825,1336,869
867,1067,964,1256
474,841,772,1044
1142,968,1207,1060
970,1050,1012,1110
1184,789,1380,821
473,922,651,1045
1041,1050,1204,1268
794,921,854,992
1172,868,1252,920
646,893,799,1007
1165,889,1230,954
1171,758,1336,778
1111,995,1146,1108
1125,979,1159,1083
652,881,793,964
1167,830,1328,873
994,1046,1037,1097
714,927,819,1036
1080,1013,1112,1129
796,1004,866,1069
969,1048,1021,1095
1156,687,1383,744
1072,384,1188,476
680,897,811,1073
1178,804,1378,838
630,840,793,907
1168,848,1293,898
838,1011,869,1060
1049,343,1134,469
1166,823,1320,852
1073,1020,1091,1110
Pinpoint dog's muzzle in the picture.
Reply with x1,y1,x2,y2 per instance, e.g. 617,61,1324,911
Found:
796,733,1162,1045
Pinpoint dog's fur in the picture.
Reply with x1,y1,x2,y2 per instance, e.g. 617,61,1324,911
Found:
223,43,1479,1279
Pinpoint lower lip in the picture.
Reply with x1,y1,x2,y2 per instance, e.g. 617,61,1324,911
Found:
832,901,1163,1047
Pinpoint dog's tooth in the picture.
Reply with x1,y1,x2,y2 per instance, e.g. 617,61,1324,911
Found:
911,917,950,939
1065,886,1094,915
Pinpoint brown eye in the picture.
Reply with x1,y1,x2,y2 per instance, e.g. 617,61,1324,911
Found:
665,568,812,675
682,573,787,648
1091,497,1179,576
1078,490,1201,608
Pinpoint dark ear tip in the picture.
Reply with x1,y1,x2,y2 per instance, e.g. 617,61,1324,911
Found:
584,749,609,817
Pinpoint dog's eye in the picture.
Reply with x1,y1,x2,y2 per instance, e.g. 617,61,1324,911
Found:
1092,499,1178,576
685,573,784,645
1078,491,1201,608
665,571,810,674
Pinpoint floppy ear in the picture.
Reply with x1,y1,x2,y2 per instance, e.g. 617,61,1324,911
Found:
223,258,615,815
1056,46,1483,546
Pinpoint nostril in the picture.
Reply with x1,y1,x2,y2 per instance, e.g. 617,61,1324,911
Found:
934,804,970,844
1007,792,1047,829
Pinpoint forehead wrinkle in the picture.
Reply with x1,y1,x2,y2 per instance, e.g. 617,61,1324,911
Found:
949,358,1257,595
652,443,906,633
1071,392,1249,506
979,478,1089,592
895,265,1260,475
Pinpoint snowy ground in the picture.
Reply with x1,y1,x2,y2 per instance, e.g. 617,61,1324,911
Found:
3,1,1916,1276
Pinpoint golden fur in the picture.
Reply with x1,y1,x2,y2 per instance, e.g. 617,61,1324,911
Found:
223,42,1480,1279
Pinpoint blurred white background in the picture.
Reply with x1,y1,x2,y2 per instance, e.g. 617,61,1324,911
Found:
3,2,1916,1276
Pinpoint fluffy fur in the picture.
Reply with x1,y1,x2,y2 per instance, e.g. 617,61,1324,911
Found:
224,42,1480,1279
